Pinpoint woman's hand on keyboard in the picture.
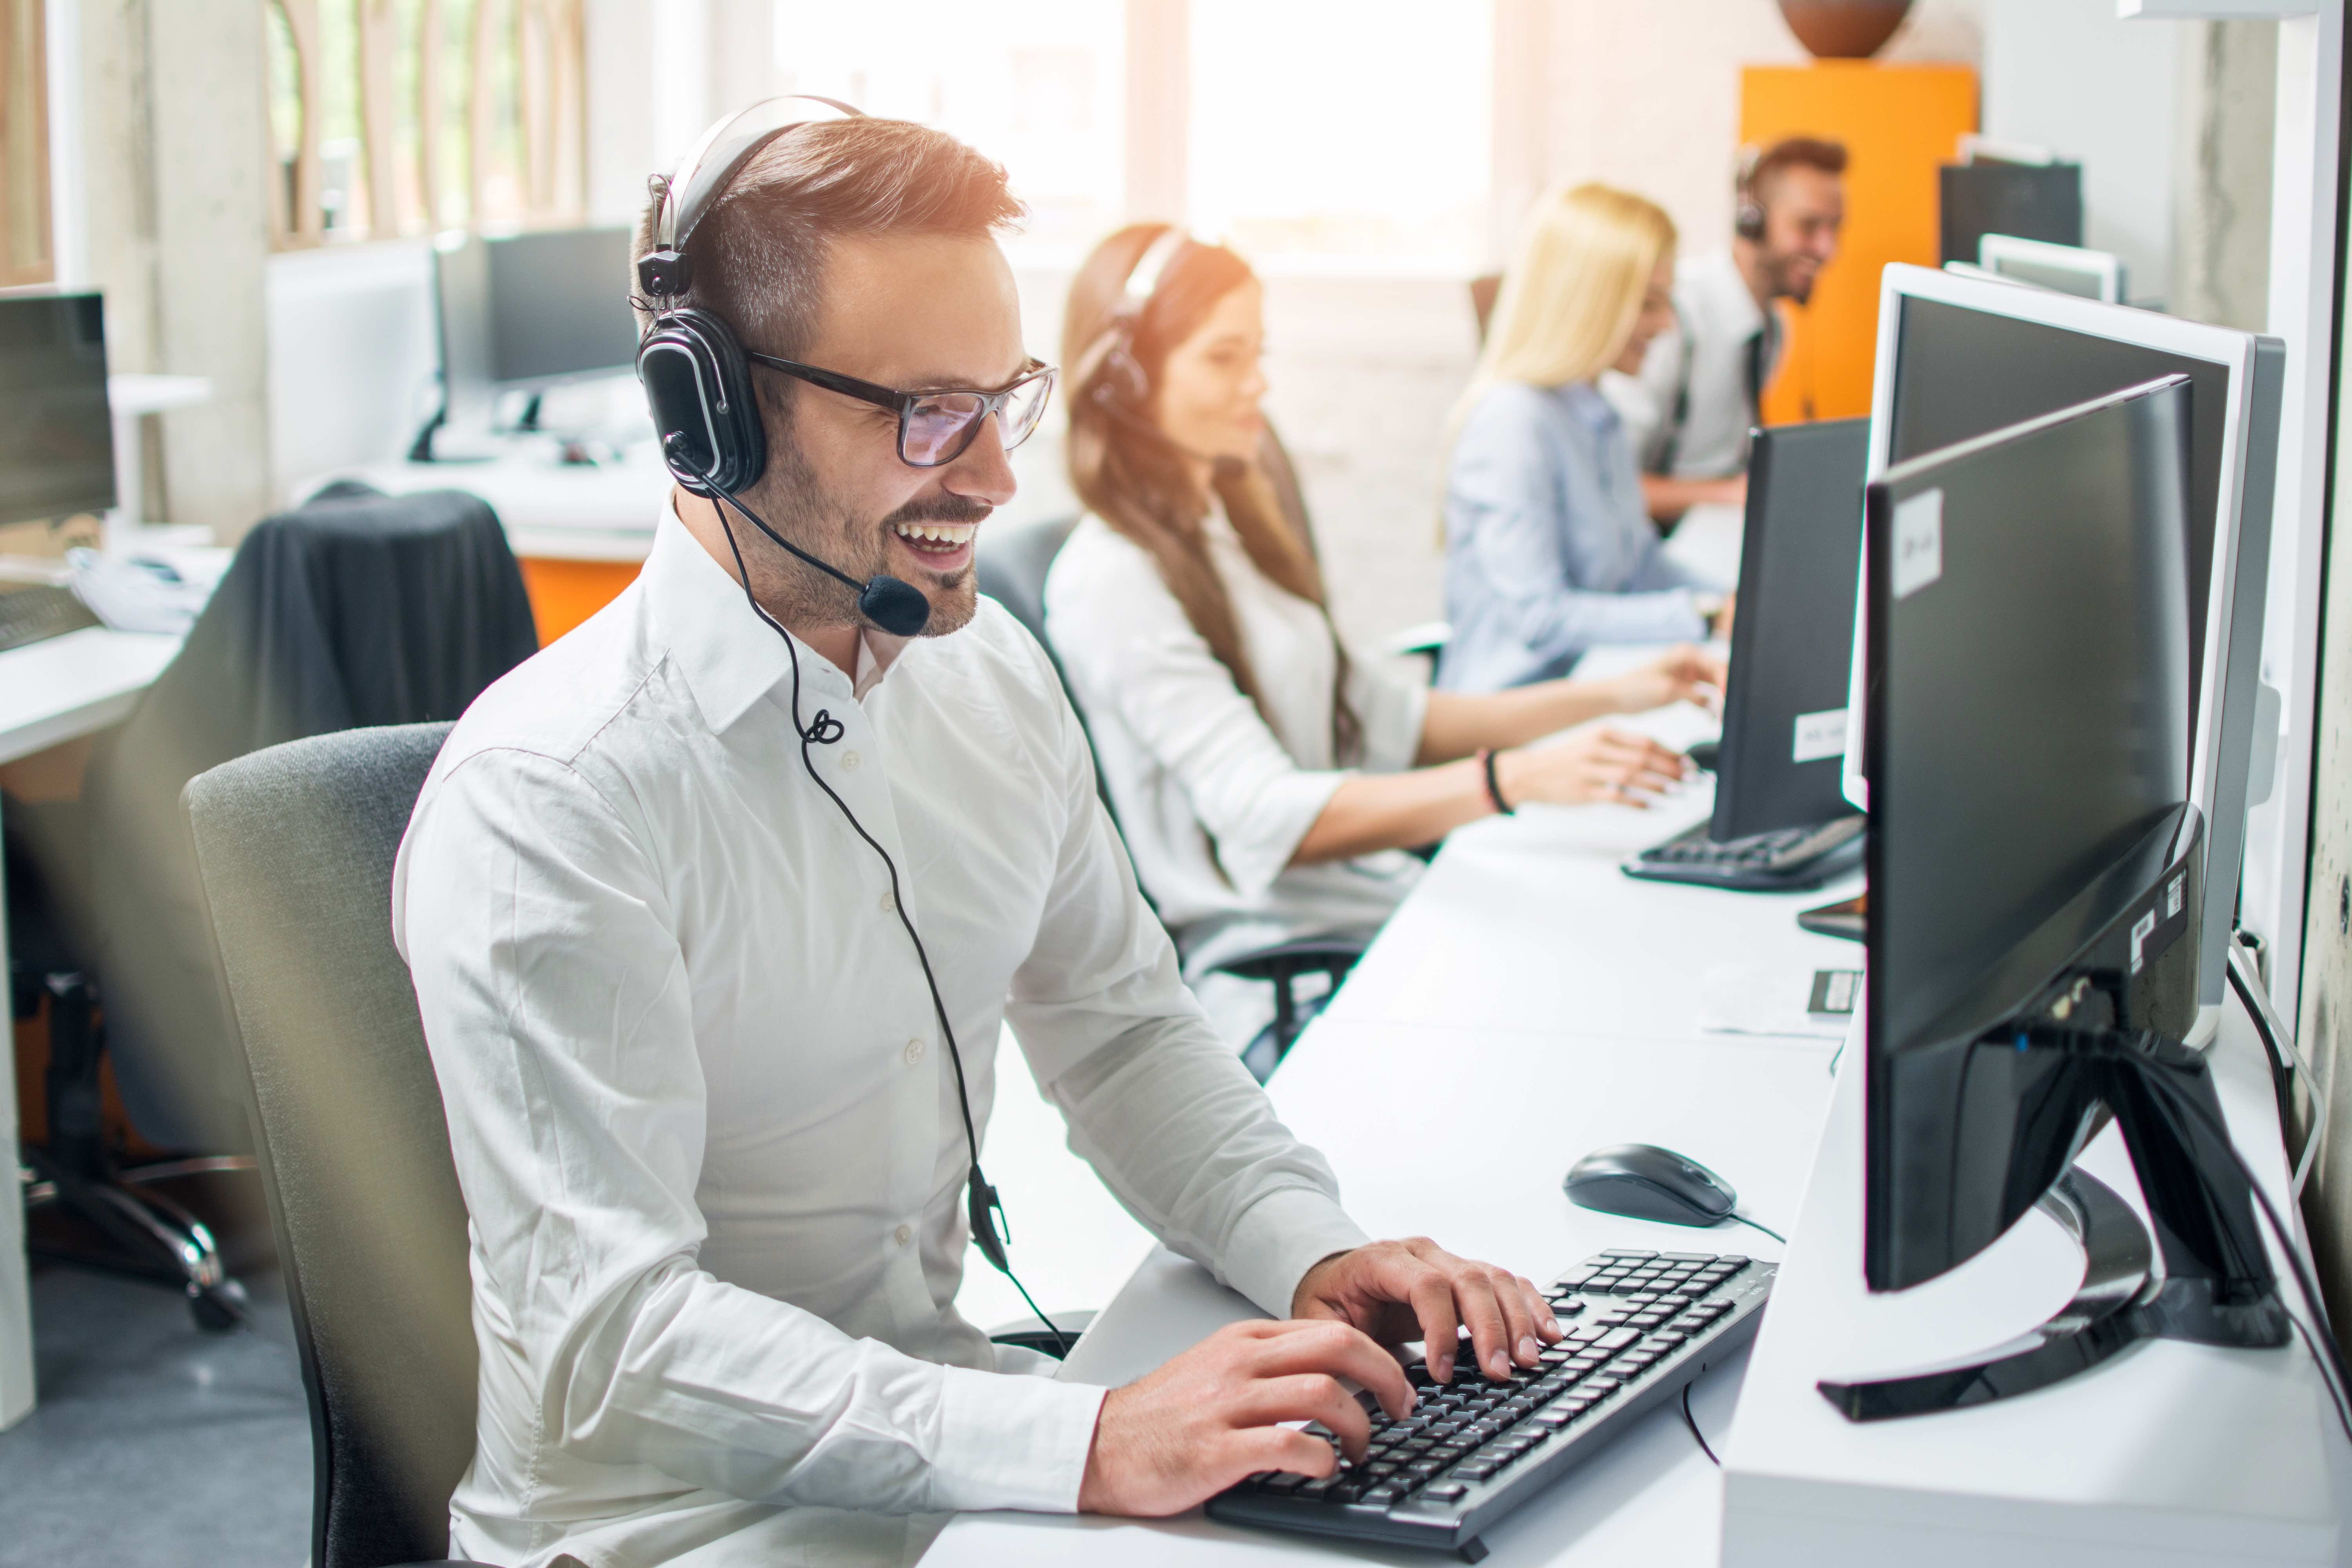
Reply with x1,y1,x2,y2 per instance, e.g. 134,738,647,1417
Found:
1077,1318,1414,1516
1497,728,1691,810
1290,1236,1563,1384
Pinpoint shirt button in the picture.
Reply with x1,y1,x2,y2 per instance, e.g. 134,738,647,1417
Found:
842,750,862,770
904,1038,925,1065
894,1223,913,1247
879,892,895,914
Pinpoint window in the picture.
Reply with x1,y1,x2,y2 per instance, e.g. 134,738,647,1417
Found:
266,0,587,249
1187,0,1491,272
772,0,1125,261
0,0,48,285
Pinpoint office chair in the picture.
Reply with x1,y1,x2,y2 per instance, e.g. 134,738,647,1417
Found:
974,426,1367,1074
186,724,487,1568
22,484,537,1330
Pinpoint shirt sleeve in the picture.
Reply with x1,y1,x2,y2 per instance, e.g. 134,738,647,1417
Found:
1442,390,1708,682
394,747,1105,1517
1002,656,1369,1320
1045,534,1349,898
1343,645,1432,775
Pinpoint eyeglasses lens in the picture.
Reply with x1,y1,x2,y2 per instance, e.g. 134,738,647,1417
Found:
902,393,988,466
996,373,1053,451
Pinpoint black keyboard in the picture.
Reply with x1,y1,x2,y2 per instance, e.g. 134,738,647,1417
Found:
1622,813,1864,893
1207,1249,1775,1559
0,584,102,653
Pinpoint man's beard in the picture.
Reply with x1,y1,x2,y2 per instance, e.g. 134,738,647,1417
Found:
1766,249,1817,306
725,441,987,639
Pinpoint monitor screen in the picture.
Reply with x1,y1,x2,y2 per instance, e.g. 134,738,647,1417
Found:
470,227,639,389
1713,417,1869,842
1866,378,2193,1289
1888,296,2228,747
0,293,114,529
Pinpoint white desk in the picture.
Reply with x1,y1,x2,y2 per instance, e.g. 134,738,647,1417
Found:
925,688,1866,1564
0,625,189,1428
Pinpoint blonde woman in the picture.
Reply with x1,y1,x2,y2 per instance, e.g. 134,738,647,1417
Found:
1439,185,1731,692
1045,225,1722,1062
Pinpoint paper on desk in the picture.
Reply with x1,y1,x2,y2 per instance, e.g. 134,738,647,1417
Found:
1698,962,1852,1040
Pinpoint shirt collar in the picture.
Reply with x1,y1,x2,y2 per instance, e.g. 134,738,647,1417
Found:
642,500,912,735
1688,249,1768,341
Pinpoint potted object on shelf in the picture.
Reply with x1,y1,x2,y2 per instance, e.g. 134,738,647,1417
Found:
1778,0,1914,59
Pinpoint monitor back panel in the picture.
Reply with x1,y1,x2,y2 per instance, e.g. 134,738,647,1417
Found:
1712,417,1869,842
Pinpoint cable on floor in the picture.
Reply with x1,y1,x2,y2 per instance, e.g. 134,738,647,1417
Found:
1680,1382,1719,1466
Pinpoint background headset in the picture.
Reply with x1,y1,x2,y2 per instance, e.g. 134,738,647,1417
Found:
633,97,1066,1351
1733,145,1767,242
1071,225,1238,469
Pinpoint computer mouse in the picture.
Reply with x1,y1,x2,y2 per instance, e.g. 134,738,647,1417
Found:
1685,740,1720,772
1563,1143,1738,1227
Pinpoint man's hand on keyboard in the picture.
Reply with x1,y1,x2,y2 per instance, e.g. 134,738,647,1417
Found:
1077,1319,1414,1516
1290,1237,1562,1384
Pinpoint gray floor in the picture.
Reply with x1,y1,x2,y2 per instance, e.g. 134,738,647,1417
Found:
0,1261,310,1567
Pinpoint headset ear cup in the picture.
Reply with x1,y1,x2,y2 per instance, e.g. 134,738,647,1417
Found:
1093,337,1150,409
1736,198,1766,241
637,308,766,496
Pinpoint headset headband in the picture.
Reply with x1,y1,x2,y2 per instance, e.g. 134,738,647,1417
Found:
640,94,864,297
1117,225,1196,318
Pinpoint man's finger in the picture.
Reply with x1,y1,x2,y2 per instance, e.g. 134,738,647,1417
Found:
1250,1320,1417,1419
1231,1372,1370,1456
1483,1264,1542,1366
1522,1274,1564,1341
1450,1265,1514,1380
1228,1426,1342,1484
1405,1263,1463,1383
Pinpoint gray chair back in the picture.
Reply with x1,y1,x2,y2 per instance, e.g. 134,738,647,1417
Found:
185,723,476,1568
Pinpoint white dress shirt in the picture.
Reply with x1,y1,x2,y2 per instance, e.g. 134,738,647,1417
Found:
1602,249,1784,480
391,506,1370,1568
1043,506,1428,987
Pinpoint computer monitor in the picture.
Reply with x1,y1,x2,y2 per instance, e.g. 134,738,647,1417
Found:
1842,379,2286,1421
1845,263,2285,1014
425,226,639,450
0,292,115,528
1978,233,2127,303
1710,418,1869,843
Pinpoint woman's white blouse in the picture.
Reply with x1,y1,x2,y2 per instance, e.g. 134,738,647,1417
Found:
1044,506,1428,979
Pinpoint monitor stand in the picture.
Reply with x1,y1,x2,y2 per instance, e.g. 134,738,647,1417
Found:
1820,1026,2291,1421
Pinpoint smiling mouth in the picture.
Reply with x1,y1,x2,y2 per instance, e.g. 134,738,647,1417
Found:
890,520,979,558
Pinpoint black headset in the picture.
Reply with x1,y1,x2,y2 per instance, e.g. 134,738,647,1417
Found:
1733,145,1767,242
633,98,1064,1350
634,95,931,639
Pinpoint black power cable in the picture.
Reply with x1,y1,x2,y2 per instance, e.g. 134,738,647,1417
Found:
702,480,1071,1357
2138,1064,2352,1450
1679,1382,1719,1466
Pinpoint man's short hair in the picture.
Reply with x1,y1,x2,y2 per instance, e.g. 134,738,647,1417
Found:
631,117,1023,374
1748,136,1849,205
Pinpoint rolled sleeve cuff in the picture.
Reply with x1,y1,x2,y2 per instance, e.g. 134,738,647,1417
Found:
1219,1186,1373,1320
1212,769,1349,898
930,1364,1107,1514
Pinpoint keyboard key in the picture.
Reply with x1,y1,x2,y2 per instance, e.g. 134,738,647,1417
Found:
1600,1249,1658,1260
1327,1479,1365,1504
1554,1265,1604,1289
1453,1462,1497,1481
1361,1485,1401,1506
1421,1482,1468,1502
1598,1328,1641,1349
1659,1252,1714,1261
1296,1477,1337,1499
1262,1472,1307,1494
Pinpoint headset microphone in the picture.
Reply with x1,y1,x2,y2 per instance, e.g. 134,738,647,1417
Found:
660,434,932,636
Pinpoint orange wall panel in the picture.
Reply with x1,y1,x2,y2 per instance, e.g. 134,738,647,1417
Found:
1741,62,1977,423
517,556,642,646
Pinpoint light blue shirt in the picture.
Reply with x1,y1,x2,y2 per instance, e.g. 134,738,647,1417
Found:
1437,379,1713,691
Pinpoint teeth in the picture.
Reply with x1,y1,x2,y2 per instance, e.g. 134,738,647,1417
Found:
892,522,977,545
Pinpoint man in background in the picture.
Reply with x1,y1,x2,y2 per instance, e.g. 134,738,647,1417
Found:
1606,137,1847,526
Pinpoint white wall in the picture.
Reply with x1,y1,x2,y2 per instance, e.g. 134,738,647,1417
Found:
1982,0,2178,307
1532,0,1984,266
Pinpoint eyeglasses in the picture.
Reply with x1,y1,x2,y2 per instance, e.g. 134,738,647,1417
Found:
743,352,1057,468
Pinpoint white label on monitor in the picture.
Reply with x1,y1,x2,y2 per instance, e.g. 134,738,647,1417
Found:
2167,875,2185,918
2130,909,2158,975
1793,708,1849,763
1892,490,1944,599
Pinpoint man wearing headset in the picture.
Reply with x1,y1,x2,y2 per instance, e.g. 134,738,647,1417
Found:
394,103,1561,1568
1603,137,1847,527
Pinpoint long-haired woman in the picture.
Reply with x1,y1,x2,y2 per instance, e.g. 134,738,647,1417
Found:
1438,185,1730,693
1044,224,1720,1054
